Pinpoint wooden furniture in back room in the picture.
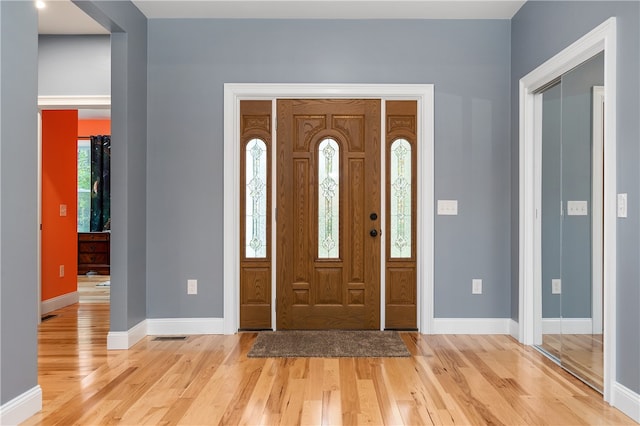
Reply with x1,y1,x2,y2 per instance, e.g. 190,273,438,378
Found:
77,232,110,275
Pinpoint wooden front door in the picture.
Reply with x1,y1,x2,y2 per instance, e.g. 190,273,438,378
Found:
276,99,381,329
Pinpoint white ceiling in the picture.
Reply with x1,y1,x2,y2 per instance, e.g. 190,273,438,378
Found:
38,0,526,34
38,0,109,34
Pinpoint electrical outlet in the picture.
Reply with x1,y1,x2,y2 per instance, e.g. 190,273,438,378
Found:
552,279,562,294
187,279,197,295
59,204,67,217
59,265,65,277
472,279,482,294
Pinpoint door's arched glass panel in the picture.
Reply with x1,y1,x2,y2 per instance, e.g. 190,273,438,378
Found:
245,138,267,258
390,139,412,258
318,138,340,258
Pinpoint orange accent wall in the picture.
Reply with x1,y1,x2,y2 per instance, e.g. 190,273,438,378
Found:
78,119,110,136
42,110,78,301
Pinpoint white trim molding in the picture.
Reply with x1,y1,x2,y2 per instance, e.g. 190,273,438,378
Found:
223,84,435,335
509,319,520,340
518,17,617,402
0,385,42,426
146,318,224,335
37,95,111,109
611,382,640,423
432,318,512,334
107,320,147,350
40,291,79,315
541,318,593,335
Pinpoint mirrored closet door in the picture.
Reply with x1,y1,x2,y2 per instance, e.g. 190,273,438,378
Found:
538,52,604,392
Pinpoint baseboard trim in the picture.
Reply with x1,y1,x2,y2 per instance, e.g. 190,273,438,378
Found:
41,291,79,315
612,382,640,423
542,318,593,334
107,320,147,350
432,318,511,334
146,318,225,335
509,319,519,340
0,385,42,426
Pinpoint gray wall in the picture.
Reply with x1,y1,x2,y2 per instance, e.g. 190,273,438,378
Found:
0,1,39,406
73,0,148,331
38,35,110,96
512,1,640,393
146,19,512,319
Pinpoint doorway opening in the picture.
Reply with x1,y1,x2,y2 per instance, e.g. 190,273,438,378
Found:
518,18,616,401
223,84,434,334
37,96,111,318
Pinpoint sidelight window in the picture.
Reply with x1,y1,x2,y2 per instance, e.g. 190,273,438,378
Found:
245,138,267,258
318,138,340,258
390,139,412,258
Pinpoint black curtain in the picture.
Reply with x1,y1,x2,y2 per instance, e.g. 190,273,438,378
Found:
90,135,111,232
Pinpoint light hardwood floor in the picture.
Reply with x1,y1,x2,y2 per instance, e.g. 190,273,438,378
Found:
25,303,635,425
541,333,604,392
77,275,110,303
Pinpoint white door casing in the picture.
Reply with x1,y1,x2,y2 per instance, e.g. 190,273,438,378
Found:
223,84,434,334
518,18,616,401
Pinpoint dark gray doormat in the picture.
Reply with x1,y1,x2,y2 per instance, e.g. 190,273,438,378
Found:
247,330,410,358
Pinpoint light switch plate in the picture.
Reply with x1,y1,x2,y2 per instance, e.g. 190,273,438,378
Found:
437,200,458,216
552,279,561,294
187,279,197,295
617,193,628,218
567,200,588,216
472,279,482,294
59,204,67,217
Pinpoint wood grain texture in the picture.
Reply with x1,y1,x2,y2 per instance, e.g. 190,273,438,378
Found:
240,100,272,329
541,333,603,392
385,101,418,329
25,303,635,426
277,99,381,330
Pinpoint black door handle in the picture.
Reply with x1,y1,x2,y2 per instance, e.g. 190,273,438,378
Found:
370,229,378,237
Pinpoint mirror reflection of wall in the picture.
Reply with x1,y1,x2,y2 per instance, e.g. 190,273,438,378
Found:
538,52,604,393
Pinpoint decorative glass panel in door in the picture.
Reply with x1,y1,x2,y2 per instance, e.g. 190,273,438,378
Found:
245,138,267,258
390,138,412,259
318,138,340,259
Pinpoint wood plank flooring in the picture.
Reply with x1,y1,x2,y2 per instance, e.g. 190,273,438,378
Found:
77,275,110,303
541,333,604,392
25,303,635,425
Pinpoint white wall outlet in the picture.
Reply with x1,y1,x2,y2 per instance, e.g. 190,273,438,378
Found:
567,200,588,216
59,204,67,217
187,279,197,295
617,193,628,218
437,199,458,216
472,279,482,294
59,265,65,277
552,279,562,294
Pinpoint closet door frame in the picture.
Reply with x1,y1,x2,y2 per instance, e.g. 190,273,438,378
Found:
518,18,617,402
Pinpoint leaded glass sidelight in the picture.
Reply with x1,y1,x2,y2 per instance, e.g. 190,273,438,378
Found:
318,138,340,258
390,139,412,258
245,138,267,258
